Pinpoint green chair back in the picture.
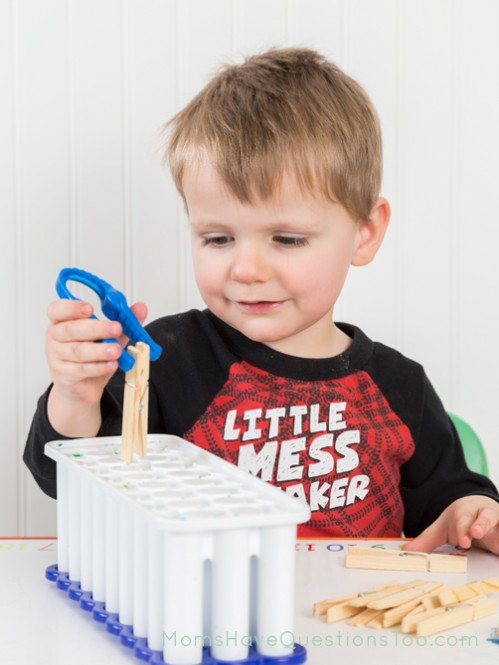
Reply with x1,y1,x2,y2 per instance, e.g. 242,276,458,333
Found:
448,412,489,477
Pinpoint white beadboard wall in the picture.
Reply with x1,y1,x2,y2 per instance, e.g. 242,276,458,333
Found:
1,0,498,536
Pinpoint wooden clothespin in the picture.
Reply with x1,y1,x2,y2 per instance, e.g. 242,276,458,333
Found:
314,577,499,637
345,545,467,573
438,577,499,606
367,583,440,611
320,581,425,623
347,608,385,627
347,582,417,609
382,596,429,628
402,595,497,637
313,581,399,617
121,342,150,463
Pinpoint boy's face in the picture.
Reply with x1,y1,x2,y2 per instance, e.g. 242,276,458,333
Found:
184,162,373,358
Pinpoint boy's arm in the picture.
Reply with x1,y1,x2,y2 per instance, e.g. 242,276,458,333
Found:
404,494,499,554
23,298,154,497
23,360,166,499
23,380,124,498
399,374,499,539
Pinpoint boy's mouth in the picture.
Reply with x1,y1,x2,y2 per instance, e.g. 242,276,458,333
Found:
235,300,285,313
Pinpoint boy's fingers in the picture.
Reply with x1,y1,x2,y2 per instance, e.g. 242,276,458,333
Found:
131,301,148,324
51,340,122,364
469,506,499,540
476,525,499,555
53,358,119,383
451,512,475,549
47,299,93,323
403,519,446,553
118,301,148,348
49,318,122,344
51,300,151,351
451,503,499,547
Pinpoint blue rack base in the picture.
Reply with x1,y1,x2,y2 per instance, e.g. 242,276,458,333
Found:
45,564,307,665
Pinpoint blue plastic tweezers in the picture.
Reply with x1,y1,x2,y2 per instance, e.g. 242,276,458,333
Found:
56,267,162,372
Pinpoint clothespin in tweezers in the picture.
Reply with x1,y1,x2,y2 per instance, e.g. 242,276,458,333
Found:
345,545,467,573
121,342,150,462
55,268,162,462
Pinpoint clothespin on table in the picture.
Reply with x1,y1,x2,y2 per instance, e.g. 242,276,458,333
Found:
345,545,467,573
314,577,499,635
402,595,497,637
121,342,150,463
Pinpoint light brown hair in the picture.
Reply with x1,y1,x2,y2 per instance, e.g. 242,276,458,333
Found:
165,47,382,220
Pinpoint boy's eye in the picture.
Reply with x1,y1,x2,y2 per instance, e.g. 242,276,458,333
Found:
202,235,233,246
273,235,309,247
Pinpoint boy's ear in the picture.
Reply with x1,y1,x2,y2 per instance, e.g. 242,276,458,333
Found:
351,197,390,267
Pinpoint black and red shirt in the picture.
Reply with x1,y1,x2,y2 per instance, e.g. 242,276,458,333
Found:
24,309,498,538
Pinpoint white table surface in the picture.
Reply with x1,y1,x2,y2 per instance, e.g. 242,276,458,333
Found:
1,537,498,664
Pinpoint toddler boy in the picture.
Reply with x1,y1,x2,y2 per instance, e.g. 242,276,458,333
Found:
24,47,499,553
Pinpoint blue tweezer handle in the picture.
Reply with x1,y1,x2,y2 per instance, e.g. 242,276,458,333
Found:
56,267,162,372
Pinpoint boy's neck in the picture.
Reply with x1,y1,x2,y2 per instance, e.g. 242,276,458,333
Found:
263,321,353,360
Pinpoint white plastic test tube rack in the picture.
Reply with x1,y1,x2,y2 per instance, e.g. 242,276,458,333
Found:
45,435,310,665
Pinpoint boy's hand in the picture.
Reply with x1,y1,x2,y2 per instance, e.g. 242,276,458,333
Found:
403,495,499,556
45,298,147,437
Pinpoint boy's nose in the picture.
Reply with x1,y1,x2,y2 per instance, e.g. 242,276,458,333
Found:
230,243,269,283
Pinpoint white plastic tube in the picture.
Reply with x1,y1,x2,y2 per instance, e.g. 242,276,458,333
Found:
256,525,296,658
132,512,148,637
68,473,81,582
147,525,164,651
105,495,119,613
91,485,106,602
163,532,204,665
211,529,250,661
56,465,69,573
118,504,133,625
79,478,93,591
